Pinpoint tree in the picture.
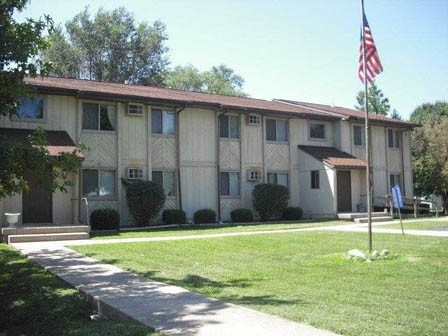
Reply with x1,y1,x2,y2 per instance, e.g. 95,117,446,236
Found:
410,101,448,213
0,1,82,198
164,64,248,96
390,108,402,120
42,7,169,86
0,0,53,117
355,82,390,115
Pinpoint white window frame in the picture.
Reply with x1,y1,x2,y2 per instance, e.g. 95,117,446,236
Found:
266,118,288,142
309,121,326,141
353,125,366,146
267,171,289,188
128,103,144,116
220,171,240,197
127,167,144,180
247,169,261,182
82,101,117,132
81,168,116,199
388,129,401,149
152,170,176,197
14,96,45,123
220,114,240,139
151,108,175,136
389,173,402,190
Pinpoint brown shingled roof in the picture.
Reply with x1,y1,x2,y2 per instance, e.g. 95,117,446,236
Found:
0,128,83,157
298,145,366,170
24,77,338,121
275,99,419,128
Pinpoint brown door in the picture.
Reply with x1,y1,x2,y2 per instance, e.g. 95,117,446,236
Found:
337,171,352,212
22,167,52,224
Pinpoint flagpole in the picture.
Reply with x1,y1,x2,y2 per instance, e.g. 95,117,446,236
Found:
361,0,373,253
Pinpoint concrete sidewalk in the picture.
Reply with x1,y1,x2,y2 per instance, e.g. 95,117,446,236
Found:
12,241,339,336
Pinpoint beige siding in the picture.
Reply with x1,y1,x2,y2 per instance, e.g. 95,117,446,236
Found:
152,137,177,169
220,199,242,221
121,111,148,162
220,140,240,170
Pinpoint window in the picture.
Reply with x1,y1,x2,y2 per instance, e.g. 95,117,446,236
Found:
220,115,240,139
82,169,116,198
128,103,143,116
311,170,320,189
127,168,144,180
388,129,400,148
266,119,288,142
17,97,44,120
247,169,261,181
390,174,401,189
82,103,116,131
151,109,175,135
267,172,288,188
353,125,365,146
152,171,176,196
248,114,261,125
309,122,326,140
220,172,240,196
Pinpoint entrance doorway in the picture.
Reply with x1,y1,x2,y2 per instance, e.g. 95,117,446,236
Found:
337,170,352,212
22,166,52,224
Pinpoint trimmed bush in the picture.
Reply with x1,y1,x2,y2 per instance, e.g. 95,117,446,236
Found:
282,206,303,221
90,208,120,230
124,180,166,226
253,183,289,221
230,208,253,223
194,209,216,224
162,209,187,225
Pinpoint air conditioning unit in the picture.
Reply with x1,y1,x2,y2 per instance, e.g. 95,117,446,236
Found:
247,169,261,182
127,167,144,180
128,103,143,116
247,114,261,126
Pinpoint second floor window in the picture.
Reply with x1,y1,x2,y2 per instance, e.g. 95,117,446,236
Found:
82,103,116,131
266,119,288,142
17,97,44,120
353,125,365,146
309,122,325,140
388,129,400,148
152,109,175,135
220,115,240,139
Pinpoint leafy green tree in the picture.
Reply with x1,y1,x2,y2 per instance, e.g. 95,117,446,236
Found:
0,1,83,198
43,7,169,85
164,64,247,96
410,101,448,213
0,0,53,117
355,82,390,115
390,108,402,120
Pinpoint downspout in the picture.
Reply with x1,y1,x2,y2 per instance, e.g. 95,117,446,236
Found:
176,106,186,211
400,130,405,195
216,107,226,221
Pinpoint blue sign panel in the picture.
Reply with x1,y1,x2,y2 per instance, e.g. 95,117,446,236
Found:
392,185,403,208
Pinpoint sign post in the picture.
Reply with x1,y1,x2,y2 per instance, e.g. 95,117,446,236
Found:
392,185,404,235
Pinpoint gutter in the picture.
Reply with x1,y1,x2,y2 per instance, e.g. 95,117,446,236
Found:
175,106,186,211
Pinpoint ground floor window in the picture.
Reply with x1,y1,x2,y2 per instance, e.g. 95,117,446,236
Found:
267,172,288,188
82,169,116,198
389,174,401,190
220,171,240,196
152,170,176,196
311,170,320,189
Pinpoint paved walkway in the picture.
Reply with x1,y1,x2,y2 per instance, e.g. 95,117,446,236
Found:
10,217,447,335
12,241,339,336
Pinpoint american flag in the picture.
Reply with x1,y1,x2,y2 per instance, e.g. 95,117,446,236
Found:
358,13,383,83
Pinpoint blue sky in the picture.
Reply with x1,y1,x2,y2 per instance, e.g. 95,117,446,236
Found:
15,0,447,120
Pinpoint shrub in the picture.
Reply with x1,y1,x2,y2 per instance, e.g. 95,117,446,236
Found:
194,209,216,224
90,208,120,230
230,208,253,223
282,206,303,221
124,180,166,226
253,183,289,221
162,209,187,225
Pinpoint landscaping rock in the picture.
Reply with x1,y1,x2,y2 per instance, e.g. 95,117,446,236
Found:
347,249,366,260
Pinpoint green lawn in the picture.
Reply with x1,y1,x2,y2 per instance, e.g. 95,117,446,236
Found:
74,231,448,336
91,219,341,239
0,244,158,336
387,218,448,230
